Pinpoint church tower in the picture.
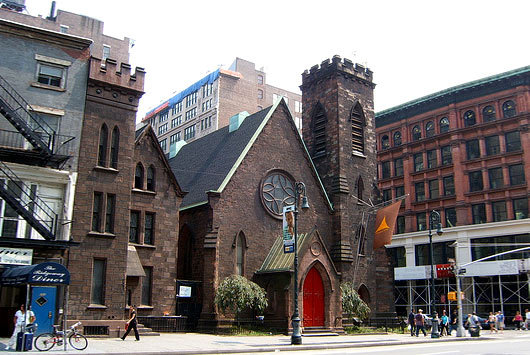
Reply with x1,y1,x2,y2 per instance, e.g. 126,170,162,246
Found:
301,55,379,303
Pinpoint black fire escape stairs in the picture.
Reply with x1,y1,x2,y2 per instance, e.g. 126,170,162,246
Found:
0,162,58,241
0,74,73,168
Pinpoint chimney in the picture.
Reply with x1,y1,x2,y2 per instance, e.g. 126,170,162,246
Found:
48,1,56,20
229,111,249,133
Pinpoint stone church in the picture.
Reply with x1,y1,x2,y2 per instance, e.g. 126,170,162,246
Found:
170,56,394,332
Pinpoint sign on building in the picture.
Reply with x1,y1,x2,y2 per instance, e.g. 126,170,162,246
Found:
0,247,33,265
283,205,295,253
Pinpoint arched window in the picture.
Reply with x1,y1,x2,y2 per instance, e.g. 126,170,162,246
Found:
393,131,402,146
351,103,365,154
312,103,327,156
358,284,371,304
146,166,155,191
110,126,119,169
134,163,144,189
235,232,246,276
463,110,476,127
502,100,516,118
177,224,193,279
357,224,366,256
412,125,421,141
439,117,450,133
425,121,434,138
381,135,389,150
482,105,496,122
356,176,364,202
97,124,108,166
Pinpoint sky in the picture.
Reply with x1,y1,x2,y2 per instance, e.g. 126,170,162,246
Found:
25,0,529,121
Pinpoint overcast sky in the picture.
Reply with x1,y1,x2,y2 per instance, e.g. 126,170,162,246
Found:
26,0,529,121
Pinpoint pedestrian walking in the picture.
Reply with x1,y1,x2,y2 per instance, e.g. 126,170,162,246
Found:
448,309,458,335
121,305,140,341
440,310,449,336
495,311,504,334
525,308,530,330
408,309,416,336
487,312,497,333
415,309,427,337
513,311,523,330
6,304,35,350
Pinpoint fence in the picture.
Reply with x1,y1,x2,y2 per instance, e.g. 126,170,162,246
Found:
137,316,188,332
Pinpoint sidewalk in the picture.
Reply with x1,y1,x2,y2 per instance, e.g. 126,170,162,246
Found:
1,330,508,354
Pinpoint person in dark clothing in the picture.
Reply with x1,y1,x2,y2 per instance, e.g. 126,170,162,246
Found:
408,309,416,336
121,306,140,341
449,310,458,335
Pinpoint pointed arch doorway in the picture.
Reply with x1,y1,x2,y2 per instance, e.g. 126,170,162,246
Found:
303,266,325,327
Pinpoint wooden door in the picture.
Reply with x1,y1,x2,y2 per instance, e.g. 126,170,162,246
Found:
303,266,324,327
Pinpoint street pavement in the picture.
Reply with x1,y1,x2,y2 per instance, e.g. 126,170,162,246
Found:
1,329,523,354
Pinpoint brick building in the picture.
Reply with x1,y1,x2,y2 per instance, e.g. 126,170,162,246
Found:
375,66,530,319
169,56,390,332
142,58,302,153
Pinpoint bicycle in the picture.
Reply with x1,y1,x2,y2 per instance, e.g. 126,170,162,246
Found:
34,321,88,351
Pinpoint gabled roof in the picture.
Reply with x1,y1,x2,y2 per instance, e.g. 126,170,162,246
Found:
169,99,333,211
135,125,186,197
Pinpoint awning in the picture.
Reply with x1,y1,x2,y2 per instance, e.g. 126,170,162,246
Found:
126,245,146,277
0,261,70,285
256,233,309,274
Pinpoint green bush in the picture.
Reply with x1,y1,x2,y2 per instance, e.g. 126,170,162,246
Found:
215,275,268,320
341,282,371,322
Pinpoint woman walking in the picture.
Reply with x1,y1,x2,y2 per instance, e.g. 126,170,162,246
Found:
487,312,497,333
513,311,523,331
121,305,140,341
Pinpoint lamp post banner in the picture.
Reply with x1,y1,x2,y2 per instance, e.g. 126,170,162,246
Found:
283,205,295,253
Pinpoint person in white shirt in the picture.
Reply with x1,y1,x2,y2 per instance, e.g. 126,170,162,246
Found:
525,308,530,330
6,304,35,350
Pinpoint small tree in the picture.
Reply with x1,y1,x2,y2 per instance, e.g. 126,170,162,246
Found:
341,282,371,323
214,275,268,325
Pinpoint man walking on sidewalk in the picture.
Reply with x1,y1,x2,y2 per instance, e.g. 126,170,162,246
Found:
408,309,416,336
415,309,427,337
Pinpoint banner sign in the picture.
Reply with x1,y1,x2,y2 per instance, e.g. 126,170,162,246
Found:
283,205,295,253
0,247,33,266
178,286,192,298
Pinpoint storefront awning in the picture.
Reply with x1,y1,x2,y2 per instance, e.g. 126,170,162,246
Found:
126,245,146,277
0,261,70,285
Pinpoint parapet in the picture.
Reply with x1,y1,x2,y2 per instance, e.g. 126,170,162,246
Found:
89,57,145,93
301,55,373,87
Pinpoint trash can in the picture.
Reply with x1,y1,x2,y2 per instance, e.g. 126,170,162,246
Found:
469,326,480,337
15,331,33,351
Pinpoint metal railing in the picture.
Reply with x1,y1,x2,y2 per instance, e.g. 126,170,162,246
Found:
137,316,188,332
0,129,75,156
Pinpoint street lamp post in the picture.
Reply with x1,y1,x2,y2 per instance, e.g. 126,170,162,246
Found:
291,182,308,345
428,210,443,338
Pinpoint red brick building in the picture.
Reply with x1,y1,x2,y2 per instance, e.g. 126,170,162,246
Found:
375,66,530,318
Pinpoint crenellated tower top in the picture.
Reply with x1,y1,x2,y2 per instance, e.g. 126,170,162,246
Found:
88,57,145,94
301,55,374,89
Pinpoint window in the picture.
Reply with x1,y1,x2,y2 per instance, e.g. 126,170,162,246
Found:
172,102,183,115
443,175,455,196
469,170,484,192
60,25,69,33
356,176,364,203
171,115,182,128
425,121,434,137
185,92,198,107
257,89,263,99
509,164,525,185
396,216,405,234
412,125,421,141
505,131,521,152
235,232,245,275
201,116,212,130
37,63,66,88
466,139,480,160
485,135,500,156
502,100,516,118
185,107,197,120
415,182,425,202
146,166,155,191
482,105,496,122
159,110,169,123
351,104,365,154
102,45,111,61
141,267,152,306
158,123,168,135
203,83,213,96
144,213,155,245
129,211,140,243
91,259,106,305
445,207,456,227
389,247,406,267
439,117,449,133
184,125,196,141
92,192,103,232
381,135,390,150
110,126,119,169
97,124,108,167
429,179,439,199
382,189,392,202
312,103,327,156
160,139,167,152
257,75,264,85
104,194,115,233
395,186,405,199
295,101,302,113
472,203,487,224
393,131,402,146
463,110,476,127
170,132,181,145
492,201,507,222
513,198,528,219
416,212,427,231
394,158,404,177
488,167,504,189
427,149,437,169
381,161,391,179
413,153,423,172
415,241,455,266
134,163,144,189
441,145,452,165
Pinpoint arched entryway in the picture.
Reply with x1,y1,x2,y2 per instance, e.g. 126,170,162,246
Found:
303,266,324,327
358,284,371,304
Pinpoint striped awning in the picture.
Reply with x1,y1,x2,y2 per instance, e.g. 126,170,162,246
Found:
256,233,310,274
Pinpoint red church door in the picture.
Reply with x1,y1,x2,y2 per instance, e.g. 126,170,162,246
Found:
303,266,325,327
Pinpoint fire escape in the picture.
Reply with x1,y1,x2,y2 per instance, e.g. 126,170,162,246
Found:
0,74,73,241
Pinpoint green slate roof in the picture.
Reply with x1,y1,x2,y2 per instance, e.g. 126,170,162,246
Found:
257,233,310,274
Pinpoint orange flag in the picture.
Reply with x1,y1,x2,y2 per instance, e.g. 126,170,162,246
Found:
373,201,401,249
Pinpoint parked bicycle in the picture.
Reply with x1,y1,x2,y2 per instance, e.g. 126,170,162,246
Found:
34,321,88,351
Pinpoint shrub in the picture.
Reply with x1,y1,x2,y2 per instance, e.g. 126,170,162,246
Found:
215,275,268,322
341,281,371,322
